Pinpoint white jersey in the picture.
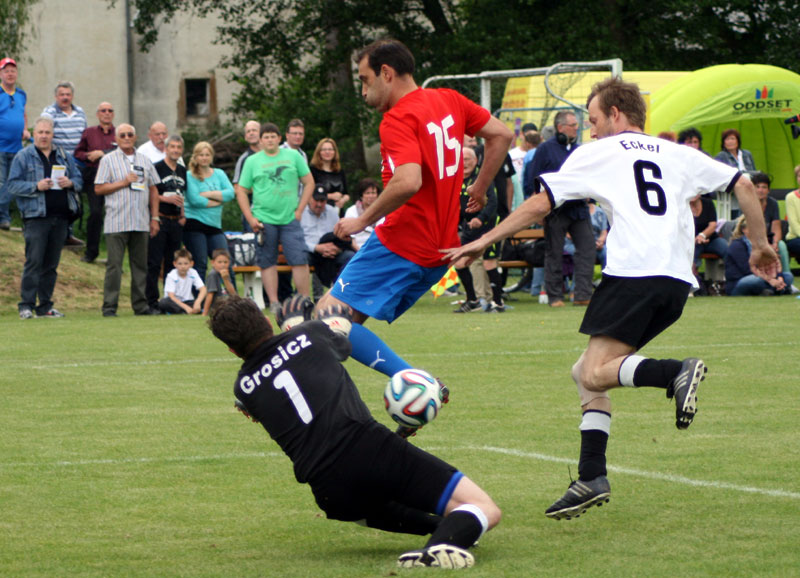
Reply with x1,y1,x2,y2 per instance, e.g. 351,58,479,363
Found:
538,132,739,286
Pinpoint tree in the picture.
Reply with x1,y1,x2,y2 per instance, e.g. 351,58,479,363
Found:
0,0,39,59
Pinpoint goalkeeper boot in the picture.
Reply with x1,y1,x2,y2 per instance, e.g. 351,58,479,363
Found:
397,544,475,569
666,358,705,430
545,475,610,520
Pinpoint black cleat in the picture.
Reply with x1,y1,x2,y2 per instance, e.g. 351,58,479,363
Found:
545,475,610,520
397,544,475,569
666,358,706,430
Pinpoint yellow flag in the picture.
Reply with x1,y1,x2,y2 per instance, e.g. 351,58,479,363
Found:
431,266,459,297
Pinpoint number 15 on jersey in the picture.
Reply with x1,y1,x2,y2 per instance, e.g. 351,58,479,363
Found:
427,115,461,181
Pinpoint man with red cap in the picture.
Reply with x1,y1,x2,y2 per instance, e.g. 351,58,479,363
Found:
0,57,30,230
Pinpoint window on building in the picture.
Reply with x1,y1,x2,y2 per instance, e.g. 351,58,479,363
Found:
178,76,218,125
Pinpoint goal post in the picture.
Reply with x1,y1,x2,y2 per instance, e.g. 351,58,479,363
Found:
422,59,623,145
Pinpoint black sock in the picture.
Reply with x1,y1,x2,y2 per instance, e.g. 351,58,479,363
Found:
456,267,477,302
486,268,504,304
578,429,608,481
364,502,442,536
633,358,683,388
425,510,483,550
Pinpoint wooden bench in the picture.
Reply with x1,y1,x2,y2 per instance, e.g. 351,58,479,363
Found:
497,228,545,271
233,250,313,309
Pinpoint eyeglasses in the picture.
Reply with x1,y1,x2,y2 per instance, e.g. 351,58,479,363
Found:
99,108,114,113
118,132,135,138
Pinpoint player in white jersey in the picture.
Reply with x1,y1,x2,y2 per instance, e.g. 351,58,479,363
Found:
442,77,779,520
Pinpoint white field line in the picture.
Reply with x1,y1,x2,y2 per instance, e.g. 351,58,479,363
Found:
3,445,798,501
468,445,800,500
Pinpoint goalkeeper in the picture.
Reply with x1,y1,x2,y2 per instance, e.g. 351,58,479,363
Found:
207,295,501,569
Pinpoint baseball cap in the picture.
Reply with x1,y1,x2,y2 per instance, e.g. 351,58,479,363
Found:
0,57,17,70
312,186,328,201
521,122,538,132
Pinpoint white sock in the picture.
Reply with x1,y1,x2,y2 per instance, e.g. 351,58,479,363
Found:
579,410,611,435
618,355,646,387
452,504,489,540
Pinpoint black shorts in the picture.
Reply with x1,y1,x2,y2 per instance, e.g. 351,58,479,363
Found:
308,422,460,522
461,227,499,260
580,274,691,349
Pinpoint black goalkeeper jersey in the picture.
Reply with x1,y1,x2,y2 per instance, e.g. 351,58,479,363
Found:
234,321,375,483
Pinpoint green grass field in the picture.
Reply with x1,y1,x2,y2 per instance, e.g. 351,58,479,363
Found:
2,294,799,577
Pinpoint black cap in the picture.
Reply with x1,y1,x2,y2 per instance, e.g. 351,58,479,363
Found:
312,186,328,201
522,122,538,132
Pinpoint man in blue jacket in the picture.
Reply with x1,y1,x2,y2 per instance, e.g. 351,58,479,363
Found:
525,111,595,307
8,116,82,318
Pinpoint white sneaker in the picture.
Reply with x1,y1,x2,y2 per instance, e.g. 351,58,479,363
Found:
19,308,34,319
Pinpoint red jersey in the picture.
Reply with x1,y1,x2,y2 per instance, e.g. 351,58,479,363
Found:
375,88,490,267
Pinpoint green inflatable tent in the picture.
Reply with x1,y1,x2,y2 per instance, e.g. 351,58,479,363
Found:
649,64,800,190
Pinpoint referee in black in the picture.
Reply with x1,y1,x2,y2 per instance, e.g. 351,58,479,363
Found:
208,296,501,569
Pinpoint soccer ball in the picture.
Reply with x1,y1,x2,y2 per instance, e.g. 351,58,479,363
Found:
384,369,443,428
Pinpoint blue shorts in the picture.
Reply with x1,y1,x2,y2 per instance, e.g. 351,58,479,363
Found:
330,234,448,322
255,220,308,268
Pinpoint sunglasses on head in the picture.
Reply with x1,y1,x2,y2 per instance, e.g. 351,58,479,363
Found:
118,132,135,138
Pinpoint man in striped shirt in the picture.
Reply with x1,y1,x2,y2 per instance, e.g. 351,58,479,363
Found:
42,81,87,247
42,81,86,156
95,123,161,317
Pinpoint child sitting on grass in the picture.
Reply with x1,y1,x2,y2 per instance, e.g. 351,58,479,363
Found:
203,248,237,315
158,248,207,314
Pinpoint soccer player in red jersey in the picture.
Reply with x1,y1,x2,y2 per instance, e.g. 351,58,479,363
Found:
316,39,512,414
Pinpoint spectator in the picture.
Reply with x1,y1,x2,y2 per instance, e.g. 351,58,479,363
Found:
677,127,706,153
157,247,206,314
0,57,30,230
42,81,87,248
751,172,791,274
74,102,117,262
232,120,261,233
343,177,384,250
8,116,82,318
714,128,756,173
184,141,235,282
517,130,542,208
785,164,800,261
41,81,86,157
94,123,161,317
657,131,677,142
146,135,186,310
725,216,794,296
136,121,169,164
202,248,236,315
452,146,505,313
235,122,314,313
689,193,727,294
301,189,355,295
529,110,595,307
232,120,262,184
309,138,349,211
280,118,308,163
277,119,309,299
715,128,756,220
565,201,609,268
